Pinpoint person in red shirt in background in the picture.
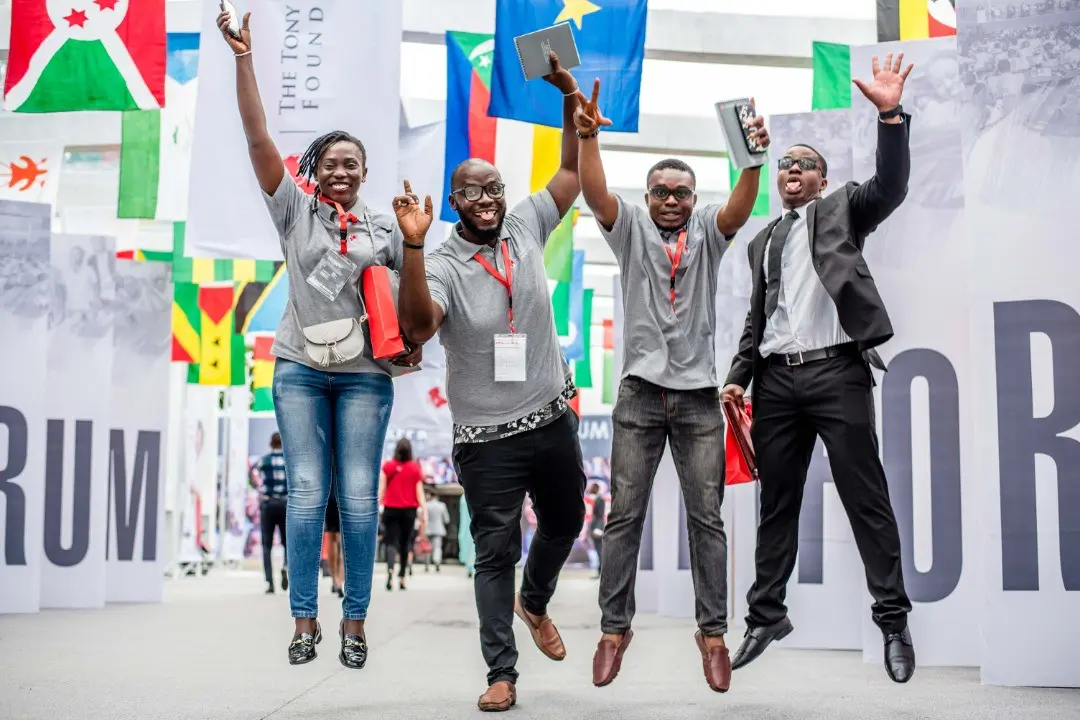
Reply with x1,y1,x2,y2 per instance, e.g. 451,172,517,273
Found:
379,439,428,591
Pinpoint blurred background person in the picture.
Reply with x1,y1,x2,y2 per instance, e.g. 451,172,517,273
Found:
587,482,607,580
378,439,427,590
256,433,288,594
325,479,344,598
459,494,475,579
425,490,451,572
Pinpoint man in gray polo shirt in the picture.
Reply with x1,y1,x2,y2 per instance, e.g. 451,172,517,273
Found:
573,92,770,693
393,59,586,714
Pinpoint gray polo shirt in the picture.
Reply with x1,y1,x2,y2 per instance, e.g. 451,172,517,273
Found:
262,172,403,374
601,195,728,390
426,190,570,426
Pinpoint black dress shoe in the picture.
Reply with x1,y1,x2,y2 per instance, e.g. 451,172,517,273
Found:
265,583,274,594
287,622,322,665
884,628,916,683
339,621,368,669
731,617,794,670
280,568,289,592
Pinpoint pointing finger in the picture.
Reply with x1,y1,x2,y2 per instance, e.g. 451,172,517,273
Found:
589,78,600,112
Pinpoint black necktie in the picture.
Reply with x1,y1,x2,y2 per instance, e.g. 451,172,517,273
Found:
764,210,800,317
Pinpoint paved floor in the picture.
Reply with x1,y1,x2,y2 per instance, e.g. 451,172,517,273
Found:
1,566,1077,720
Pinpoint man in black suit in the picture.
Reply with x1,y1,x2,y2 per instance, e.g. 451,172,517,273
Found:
722,53,917,684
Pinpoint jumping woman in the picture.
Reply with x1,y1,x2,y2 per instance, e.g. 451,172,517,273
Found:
218,10,420,670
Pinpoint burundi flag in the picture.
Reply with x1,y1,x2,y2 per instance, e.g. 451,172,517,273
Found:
3,0,166,113
250,334,275,412
877,0,956,42
118,33,199,220
488,0,648,132
195,283,245,386
441,31,498,222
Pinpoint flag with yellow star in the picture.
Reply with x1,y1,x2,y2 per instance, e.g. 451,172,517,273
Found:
488,0,648,132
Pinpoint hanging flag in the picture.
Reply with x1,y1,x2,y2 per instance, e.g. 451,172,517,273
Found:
239,264,289,333
728,163,770,218
877,0,956,42
118,32,199,220
172,281,201,364
812,42,852,111
171,222,279,284
441,31,498,222
488,0,648,132
574,289,594,388
195,283,245,386
558,250,586,362
601,318,615,404
545,207,578,281
250,334,275,412
4,0,166,113
116,248,172,262
0,133,64,205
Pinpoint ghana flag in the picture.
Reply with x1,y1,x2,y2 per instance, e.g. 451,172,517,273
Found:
877,0,956,42
3,0,166,112
441,31,498,222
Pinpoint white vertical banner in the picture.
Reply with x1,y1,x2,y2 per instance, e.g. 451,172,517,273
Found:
221,386,250,561
186,1,403,260
40,234,116,609
0,200,52,614
760,110,864,651
957,3,1080,687
106,261,173,603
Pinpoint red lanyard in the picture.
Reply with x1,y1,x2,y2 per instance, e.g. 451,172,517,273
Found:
664,229,688,310
321,195,358,254
472,240,516,333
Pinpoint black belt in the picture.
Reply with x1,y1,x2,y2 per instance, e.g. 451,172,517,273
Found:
767,342,859,367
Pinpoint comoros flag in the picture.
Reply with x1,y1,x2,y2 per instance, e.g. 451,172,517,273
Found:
3,0,166,113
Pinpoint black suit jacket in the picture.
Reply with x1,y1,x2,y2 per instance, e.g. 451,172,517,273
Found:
725,114,912,391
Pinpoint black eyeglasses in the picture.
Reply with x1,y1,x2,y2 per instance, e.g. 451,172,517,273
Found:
649,186,694,201
451,183,505,202
778,156,821,172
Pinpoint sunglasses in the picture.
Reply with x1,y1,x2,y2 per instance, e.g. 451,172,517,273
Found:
451,183,506,202
778,156,821,172
649,186,694,201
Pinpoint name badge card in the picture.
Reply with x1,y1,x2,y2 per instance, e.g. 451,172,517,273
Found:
306,249,357,302
494,334,527,382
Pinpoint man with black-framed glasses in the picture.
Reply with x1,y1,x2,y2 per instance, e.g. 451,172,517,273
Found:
393,55,588,713
573,82,769,693
723,54,918,684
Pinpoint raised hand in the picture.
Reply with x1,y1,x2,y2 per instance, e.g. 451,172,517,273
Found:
852,52,914,111
541,51,580,96
574,78,613,135
393,180,433,243
217,10,251,55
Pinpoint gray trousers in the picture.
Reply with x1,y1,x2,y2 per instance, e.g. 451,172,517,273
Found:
599,376,729,636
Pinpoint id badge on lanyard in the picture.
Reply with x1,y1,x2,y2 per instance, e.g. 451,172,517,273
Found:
473,240,527,382
305,198,362,302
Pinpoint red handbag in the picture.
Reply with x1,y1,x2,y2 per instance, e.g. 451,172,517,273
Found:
723,399,757,485
361,265,406,359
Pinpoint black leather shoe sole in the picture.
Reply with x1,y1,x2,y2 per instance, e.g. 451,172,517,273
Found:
731,617,794,670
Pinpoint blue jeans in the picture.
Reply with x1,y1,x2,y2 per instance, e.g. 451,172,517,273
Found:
273,359,393,620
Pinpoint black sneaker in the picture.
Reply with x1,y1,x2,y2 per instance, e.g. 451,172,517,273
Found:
288,622,322,665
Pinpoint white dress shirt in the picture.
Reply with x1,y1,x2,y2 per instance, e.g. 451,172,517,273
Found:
758,200,853,358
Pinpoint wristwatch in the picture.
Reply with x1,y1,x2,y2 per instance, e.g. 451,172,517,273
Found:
878,105,904,121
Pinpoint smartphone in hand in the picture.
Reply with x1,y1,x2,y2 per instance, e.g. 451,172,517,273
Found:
220,0,241,39
735,100,765,154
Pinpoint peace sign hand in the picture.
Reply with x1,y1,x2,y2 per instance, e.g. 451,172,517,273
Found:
573,78,613,135
393,180,433,244
852,52,915,112
217,10,251,55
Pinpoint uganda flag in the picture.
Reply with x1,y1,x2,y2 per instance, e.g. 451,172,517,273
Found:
877,0,956,42
194,283,245,386
3,0,166,113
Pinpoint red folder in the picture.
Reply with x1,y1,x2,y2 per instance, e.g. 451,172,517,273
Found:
723,398,757,485
361,265,406,359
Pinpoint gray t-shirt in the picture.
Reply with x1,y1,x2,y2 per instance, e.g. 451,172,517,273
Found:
601,196,729,390
426,190,570,426
263,173,404,374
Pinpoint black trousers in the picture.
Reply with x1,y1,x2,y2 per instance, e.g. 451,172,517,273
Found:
260,499,287,584
382,507,417,578
452,411,586,686
747,354,911,634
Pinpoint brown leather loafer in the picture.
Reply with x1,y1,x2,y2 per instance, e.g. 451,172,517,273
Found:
695,631,731,693
514,593,566,661
477,681,516,712
592,629,634,687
